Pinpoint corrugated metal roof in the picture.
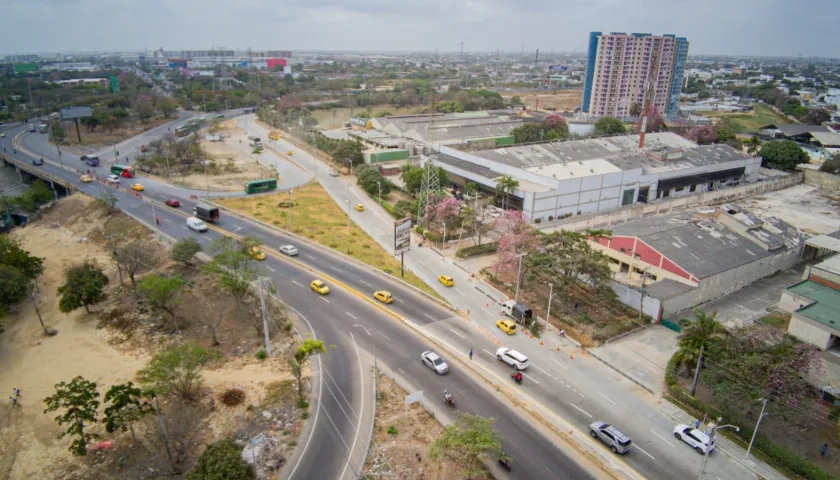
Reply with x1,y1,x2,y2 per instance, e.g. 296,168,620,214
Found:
787,280,840,330
806,235,840,253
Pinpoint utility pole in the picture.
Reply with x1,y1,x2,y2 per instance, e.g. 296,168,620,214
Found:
107,234,124,285
30,284,48,334
151,200,160,238
460,42,464,63
698,420,739,480
745,398,769,460
546,282,553,322
153,396,176,474
288,189,293,230
639,266,649,323
257,277,271,357
514,253,526,304
376,180,381,205
690,344,704,396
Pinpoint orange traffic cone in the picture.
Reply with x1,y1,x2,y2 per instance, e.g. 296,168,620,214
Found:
540,340,544,346
570,352,575,360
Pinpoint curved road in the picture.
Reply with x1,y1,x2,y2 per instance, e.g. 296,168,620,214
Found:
2,120,598,479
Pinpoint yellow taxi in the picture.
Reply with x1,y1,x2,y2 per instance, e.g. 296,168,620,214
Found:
438,275,454,287
496,318,517,335
130,183,145,192
373,290,393,304
287,150,293,156
79,174,92,183
310,280,330,295
248,246,266,261
354,203,365,212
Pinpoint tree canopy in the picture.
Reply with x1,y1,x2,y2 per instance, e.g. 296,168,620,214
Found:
43,376,100,456
594,116,626,135
430,413,502,478
758,140,808,171
187,438,255,480
57,260,109,314
136,343,220,399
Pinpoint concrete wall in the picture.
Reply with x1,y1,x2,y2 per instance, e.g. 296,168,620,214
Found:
661,246,802,315
610,280,663,321
803,169,840,192
778,288,815,314
788,314,835,350
542,171,803,233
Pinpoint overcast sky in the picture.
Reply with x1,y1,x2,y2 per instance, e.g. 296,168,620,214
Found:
2,0,837,58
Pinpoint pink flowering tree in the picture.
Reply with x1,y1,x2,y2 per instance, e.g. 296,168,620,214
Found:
492,210,540,275
686,125,717,145
425,197,463,245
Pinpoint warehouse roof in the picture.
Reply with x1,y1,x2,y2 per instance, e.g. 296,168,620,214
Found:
787,280,840,331
610,211,773,280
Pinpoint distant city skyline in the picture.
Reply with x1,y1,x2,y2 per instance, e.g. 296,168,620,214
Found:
1,0,838,58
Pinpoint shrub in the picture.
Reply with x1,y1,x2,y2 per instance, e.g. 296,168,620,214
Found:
220,388,246,406
255,349,267,360
534,218,542,224
297,399,309,409
415,226,424,234
456,242,499,258
186,438,255,480
548,215,554,221
387,425,398,436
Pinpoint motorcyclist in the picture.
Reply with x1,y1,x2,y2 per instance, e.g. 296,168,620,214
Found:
513,372,523,384
499,452,512,470
444,390,453,404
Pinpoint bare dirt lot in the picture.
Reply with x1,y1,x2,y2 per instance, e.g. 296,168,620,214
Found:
500,90,582,112
61,117,173,153
171,119,277,192
363,374,459,479
742,184,840,235
0,195,306,479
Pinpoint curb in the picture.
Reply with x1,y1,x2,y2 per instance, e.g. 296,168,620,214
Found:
587,350,656,395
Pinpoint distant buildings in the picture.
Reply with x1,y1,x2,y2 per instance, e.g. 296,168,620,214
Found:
582,32,689,117
3,54,38,63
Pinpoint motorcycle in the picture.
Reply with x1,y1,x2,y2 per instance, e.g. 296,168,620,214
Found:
444,394,455,408
511,373,523,385
498,456,512,472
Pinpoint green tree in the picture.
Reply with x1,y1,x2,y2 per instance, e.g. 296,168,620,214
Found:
510,96,523,106
103,382,154,443
594,116,626,135
821,153,840,173
745,136,762,156
158,97,179,118
187,438,256,480
429,412,502,478
511,123,545,143
758,140,808,171
97,189,118,213
289,338,326,401
171,238,202,266
43,376,100,457
0,265,28,316
114,241,156,285
57,260,109,314
203,237,257,307
535,230,613,293
494,175,519,211
136,273,187,331
136,343,220,399
629,102,642,119
401,165,424,195
330,140,364,167
675,310,728,396
803,108,831,125
0,236,44,281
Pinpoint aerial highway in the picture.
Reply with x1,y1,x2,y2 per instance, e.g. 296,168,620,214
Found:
2,120,601,479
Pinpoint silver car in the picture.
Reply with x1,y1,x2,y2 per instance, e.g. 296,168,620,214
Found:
590,421,632,454
279,245,298,256
421,351,449,374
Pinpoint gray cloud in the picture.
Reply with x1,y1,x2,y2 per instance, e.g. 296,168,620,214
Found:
1,0,837,57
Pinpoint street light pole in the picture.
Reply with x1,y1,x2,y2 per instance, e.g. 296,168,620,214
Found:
698,420,739,480
514,253,527,304
376,180,381,205
546,282,554,322
288,190,293,231
745,398,769,460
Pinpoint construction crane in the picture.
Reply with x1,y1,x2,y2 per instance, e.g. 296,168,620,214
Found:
638,42,661,149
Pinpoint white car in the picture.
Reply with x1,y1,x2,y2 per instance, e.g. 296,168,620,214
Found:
106,174,120,184
278,244,298,256
496,347,529,370
421,351,449,375
186,217,208,232
328,168,339,177
673,424,715,454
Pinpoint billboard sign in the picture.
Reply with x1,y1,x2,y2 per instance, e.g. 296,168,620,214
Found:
394,217,412,255
60,106,92,120
349,116,368,127
548,65,568,72
404,390,423,406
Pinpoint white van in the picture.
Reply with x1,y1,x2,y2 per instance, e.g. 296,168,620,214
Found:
186,217,208,232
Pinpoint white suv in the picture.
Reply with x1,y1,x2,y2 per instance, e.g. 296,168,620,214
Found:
673,424,716,454
496,347,529,370
106,174,120,184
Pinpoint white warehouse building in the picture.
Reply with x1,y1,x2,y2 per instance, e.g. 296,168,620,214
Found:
435,132,761,222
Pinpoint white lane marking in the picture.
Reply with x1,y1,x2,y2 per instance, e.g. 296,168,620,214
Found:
651,429,676,448
307,255,316,260
292,280,304,288
424,314,436,321
339,332,366,480
448,328,466,339
346,312,358,320
454,288,465,296
378,332,390,341
417,260,425,266
319,405,351,450
531,364,552,377
551,358,569,370
597,391,617,405
522,373,540,384
395,298,404,304
482,308,492,315
360,280,373,287
180,225,190,231
265,266,275,272
482,349,494,357
569,403,592,418
578,392,585,398
331,266,343,273
319,296,330,303
633,445,655,460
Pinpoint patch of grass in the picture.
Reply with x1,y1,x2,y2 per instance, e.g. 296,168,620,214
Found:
262,380,296,407
386,425,398,436
696,103,790,133
255,348,267,360
758,313,790,331
217,183,440,298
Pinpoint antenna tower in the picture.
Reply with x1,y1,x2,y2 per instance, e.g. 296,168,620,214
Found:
638,40,661,149
416,90,441,222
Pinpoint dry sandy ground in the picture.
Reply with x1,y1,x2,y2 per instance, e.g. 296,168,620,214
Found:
363,374,460,479
501,90,582,112
741,184,840,235
172,119,277,191
0,195,295,479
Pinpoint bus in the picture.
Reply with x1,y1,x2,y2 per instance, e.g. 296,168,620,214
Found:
175,125,189,137
110,164,136,178
244,179,277,194
37,124,48,133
